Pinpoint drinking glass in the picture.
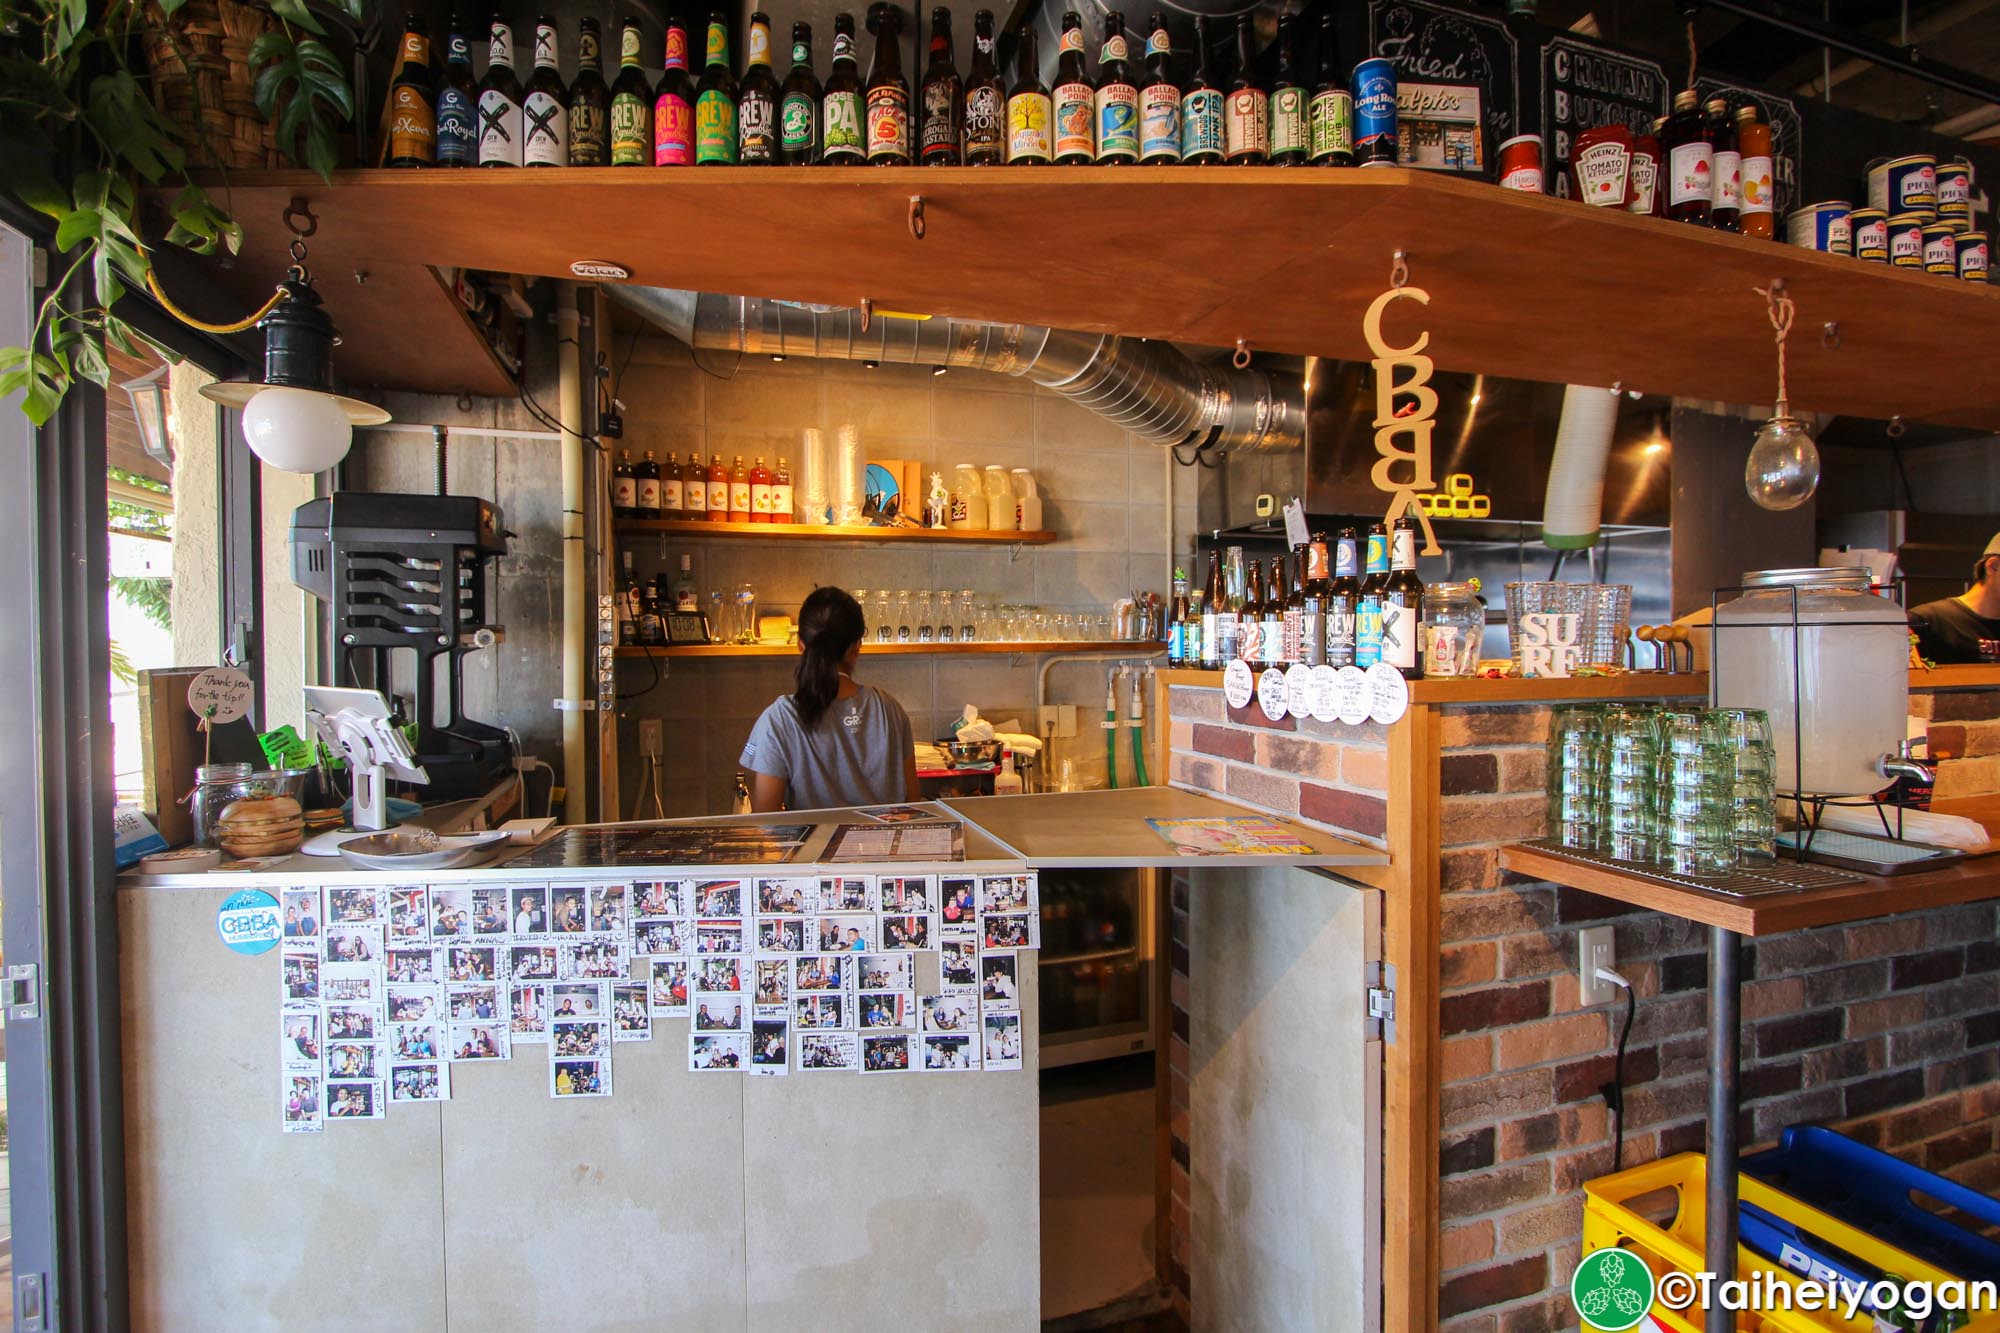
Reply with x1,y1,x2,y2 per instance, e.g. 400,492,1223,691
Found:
1601,706,1658,863
937,591,956,643
1053,612,1075,643
1710,707,1778,860
1654,709,1736,875
732,582,758,643
1581,584,1635,669
894,590,914,644
1547,705,1604,851
1505,581,1593,677
960,589,979,643
915,590,935,643
872,589,895,644
852,589,871,639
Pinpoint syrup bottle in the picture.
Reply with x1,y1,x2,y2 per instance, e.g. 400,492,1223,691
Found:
682,452,708,517
771,456,795,523
749,456,774,521
728,454,752,522
1661,89,1712,226
706,453,730,522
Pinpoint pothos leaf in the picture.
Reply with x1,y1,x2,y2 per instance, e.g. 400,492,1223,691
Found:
0,348,73,428
264,0,325,36
72,334,109,389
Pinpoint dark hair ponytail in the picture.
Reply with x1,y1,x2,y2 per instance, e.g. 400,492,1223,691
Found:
793,586,867,727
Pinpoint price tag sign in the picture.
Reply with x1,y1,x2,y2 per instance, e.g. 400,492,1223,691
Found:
187,666,255,726
1334,665,1371,726
1222,659,1255,710
1365,662,1412,725
1308,665,1341,723
1257,668,1290,722
1283,663,1315,719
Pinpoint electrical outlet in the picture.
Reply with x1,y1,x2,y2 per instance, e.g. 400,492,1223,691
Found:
637,718,664,756
1578,926,1616,1006
1038,705,1078,739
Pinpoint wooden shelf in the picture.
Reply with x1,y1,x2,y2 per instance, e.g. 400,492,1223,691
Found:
617,640,1161,658
1910,665,2000,691
614,518,1055,544
190,166,2000,428
1157,668,1707,704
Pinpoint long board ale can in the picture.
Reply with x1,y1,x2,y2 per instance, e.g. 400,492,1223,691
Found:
1353,58,1397,167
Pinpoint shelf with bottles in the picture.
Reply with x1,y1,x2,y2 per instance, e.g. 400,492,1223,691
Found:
614,640,1157,658
612,518,1057,544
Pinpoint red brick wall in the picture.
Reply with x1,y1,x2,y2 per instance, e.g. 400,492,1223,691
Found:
1915,687,2000,800
1166,684,1391,847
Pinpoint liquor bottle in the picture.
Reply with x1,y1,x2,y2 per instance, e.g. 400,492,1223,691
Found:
674,553,699,611
1299,534,1329,667
1219,546,1247,662
728,455,752,522
1281,545,1305,665
1224,14,1267,165
1138,13,1179,165
919,8,963,164
1661,89,1711,225
1184,588,1205,668
1735,105,1773,238
655,16,695,164
695,13,739,165
1239,559,1265,665
681,453,708,516
1094,11,1138,164
1167,567,1189,666
749,456,774,520
1261,555,1286,668
477,17,524,166
522,17,569,167
822,13,865,164
1269,14,1306,166
1382,518,1424,678
435,19,477,166
1307,13,1352,166
738,11,780,163
1705,95,1740,232
864,3,911,165
388,15,437,168
1180,17,1222,165
617,551,639,644
780,22,822,164
964,10,1004,165
706,453,730,521
771,456,795,522
661,452,685,513
1354,522,1388,668
1327,526,1360,667
1199,550,1223,667
635,449,662,518
1051,11,1093,165
609,17,653,165
1006,23,1052,164
612,450,637,517
638,583,666,644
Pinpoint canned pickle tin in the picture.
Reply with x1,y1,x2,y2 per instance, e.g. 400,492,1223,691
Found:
1937,159,1974,224
1353,58,1397,166
1923,223,1957,275
1867,153,1937,218
1787,201,1851,255
1886,212,1926,267
1958,230,1989,282
1849,207,1888,262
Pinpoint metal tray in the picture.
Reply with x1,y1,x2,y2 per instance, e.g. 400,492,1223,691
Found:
1775,828,1966,877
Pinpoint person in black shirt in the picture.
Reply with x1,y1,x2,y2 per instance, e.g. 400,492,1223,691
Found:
1909,533,2000,664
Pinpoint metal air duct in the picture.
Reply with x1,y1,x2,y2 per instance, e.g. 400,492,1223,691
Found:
605,286,1303,455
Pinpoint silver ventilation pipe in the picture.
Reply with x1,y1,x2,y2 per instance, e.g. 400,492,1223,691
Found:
605,286,1303,454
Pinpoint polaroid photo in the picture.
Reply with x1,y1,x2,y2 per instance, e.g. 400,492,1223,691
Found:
385,946,440,984
323,922,381,966
807,914,874,954
632,879,687,919
880,913,934,951
980,950,1021,1011
755,877,813,915
922,991,977,1035
755,917,806,955
325,1002,379,1041
792,954,847,994
858,804,930,824
693,879,744,919
552,1016,610,1057
750,1018,789,1075
649,959,691,1018
792,992,846,1030
325,1079,383,1119
558,934,628,981
444,943,500,982
633,917,688,956
548,884,593,934
282,1073,322,1133
510,983,551,1041
281,1010,321,1070
692,996,748,1033
797,1030,859,1071
939,941,978,991
390,1061,449,1102
447,1019,509,1061
387,983,440,1023
922,1032,979,1071
325,1040,379,1081
550,980,608,1020
392,1021,442,1061
586,883,629,935
855,991,911,1030
509,885,551,936
982,1011,1024,1070
693,955,745,996
752,958,790,1006
468,887,510,935
980,912,1036,950
695,921,746,955
325,885,383,926
387,886,430,940
855,952,914,993
876,876,935,914
860,1032,913,1073
552,1056,611,1097
321,966,380,1006
280,887,321,942
427,886,473,940
938,878,978,931
612,983,651,1040
281,950,321,1003
817,877,872,912
510,943,559,981
979,875,1032,914
447,983,502,1022
689,1031,747,1071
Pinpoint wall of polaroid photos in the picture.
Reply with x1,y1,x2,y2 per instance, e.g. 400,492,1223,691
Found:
277,871,1040,1129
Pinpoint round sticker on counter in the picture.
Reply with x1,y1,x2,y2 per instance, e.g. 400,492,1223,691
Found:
1284,663,1315,719
1334,665,1371,726
1308,664,1341,722
1365,661,1411,725
217,888,283,955
1222,658,1255,710
1257,667,1289,722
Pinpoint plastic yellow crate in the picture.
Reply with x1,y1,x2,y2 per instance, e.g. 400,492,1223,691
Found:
1581,1152,2000,1333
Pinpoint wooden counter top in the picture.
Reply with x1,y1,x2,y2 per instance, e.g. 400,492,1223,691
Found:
1911,664,2000,691
1158,669,1707,705
943,787,1388,869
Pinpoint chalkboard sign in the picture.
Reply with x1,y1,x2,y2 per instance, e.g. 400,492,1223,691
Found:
1368,0,1520,145
1698,77,1804,222
1540,35,1669,201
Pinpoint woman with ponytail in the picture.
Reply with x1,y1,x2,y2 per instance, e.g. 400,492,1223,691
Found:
741,587,919,812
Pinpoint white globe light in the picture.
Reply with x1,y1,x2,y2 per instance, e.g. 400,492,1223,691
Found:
1744,415,1821,512
240,386,354,474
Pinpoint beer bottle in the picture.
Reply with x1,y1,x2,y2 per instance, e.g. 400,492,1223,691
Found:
387,15,437,168
1184,586,1206,669
779,22,822,164
1307,13,1353,166
521,17,569,167
1199,550,1223,667
435,18,477,166
1240,557,1265,665
1219,546,1247,662
695,13,739,165
728,455,753,522
1382,517,1425,678
568,18,610,166
705,453,730,521
1224,13,1267,165
612,450,637,518
635,450,662,519
1269,13,1306,166
608,17,653,166
1661,88,1711,225
661,451,684,513
1282,545,1306,665
1167,567,1189,667
1299,534,1330,667
738,11,781,163
618,551,640,645
1138,12,1180,165
822,14,865,164
864,3,911,165
1179,17,1222,165
1005,23,1052,164
1326,526,1360,666
1354,522,1388,668
1051,11,1093,165
654,16,696,164
963,10,1004,165
920,8,962,164
1094,11,1138,164
477,17,524,166
1261,555,1287,668
1705,95,1740,232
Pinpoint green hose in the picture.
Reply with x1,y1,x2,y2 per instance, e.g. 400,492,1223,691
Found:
1105,704,1119,790
1130,720,1150,788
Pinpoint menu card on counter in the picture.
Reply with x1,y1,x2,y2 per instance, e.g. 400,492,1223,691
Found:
504,823,814,869
1146,816,1321,857
822,821,966,864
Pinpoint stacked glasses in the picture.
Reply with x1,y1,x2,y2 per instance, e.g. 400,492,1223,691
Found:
1547,705,1606,850
1602,707,1659,863
1714,708,1778,860
1656,710,1736,875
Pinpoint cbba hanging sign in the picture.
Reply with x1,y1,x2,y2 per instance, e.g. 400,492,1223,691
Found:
1363,278,1443,556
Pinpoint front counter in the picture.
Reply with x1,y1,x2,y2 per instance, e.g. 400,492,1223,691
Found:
119,788,1384,1333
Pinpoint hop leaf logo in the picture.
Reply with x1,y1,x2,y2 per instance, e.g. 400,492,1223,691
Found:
1571,1248,1657,1332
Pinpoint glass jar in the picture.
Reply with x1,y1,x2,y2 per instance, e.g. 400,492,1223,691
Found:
1421,581,1485,677
190,762,256,848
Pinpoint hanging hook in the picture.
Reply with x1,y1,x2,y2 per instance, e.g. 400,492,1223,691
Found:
908,195,927,241
1233,339,1252,369
859,297,873,333
1391,250,1410,288
283,197,319,239
1887,414,1906,439
1822,320,1841,350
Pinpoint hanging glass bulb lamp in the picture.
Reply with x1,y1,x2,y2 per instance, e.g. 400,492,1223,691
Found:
1744,280,1820,511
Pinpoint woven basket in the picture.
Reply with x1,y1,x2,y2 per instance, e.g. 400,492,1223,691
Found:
140,0,280,169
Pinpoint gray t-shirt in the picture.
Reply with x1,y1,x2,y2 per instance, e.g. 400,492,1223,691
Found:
740,685,914,811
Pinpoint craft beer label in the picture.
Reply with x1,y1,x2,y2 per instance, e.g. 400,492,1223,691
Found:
478,91,523,166
781,92,816,153
1101,32,1128,62
1355,596,1384,668
390,82,436,162
823,90,863,155
1667,141,1711,207
1308,89,1352,160
865,85,910,160
1140,84,1180,159
610,91,649,163
922,81,958,156
695,90,738,163
1007,92,1051,161
1224,88,1268,158
570,107,607,165
1053,82,1094,157
740,96,776,160
523,93,567,165
655,95,694,163
747,22,771,66
966,84,1003,152
1181,87,1222,157
1096,82,1139,158
1271,86,1305,156
436,36,475,164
